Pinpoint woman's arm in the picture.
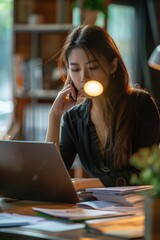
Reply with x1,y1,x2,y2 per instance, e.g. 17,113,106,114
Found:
45,111,61,148
45,77,77,148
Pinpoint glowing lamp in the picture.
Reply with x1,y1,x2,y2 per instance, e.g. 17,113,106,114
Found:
84,80,103,97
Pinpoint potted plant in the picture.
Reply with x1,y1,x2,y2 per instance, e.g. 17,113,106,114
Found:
72,0,108,25
130,144,160,240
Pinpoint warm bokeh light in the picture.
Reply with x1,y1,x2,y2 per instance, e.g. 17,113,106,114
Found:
84,80,103,97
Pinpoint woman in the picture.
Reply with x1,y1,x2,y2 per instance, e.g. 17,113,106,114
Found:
46,25,160,191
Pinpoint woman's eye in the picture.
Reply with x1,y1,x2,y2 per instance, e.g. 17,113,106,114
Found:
89,65,99,70
71,68,79,72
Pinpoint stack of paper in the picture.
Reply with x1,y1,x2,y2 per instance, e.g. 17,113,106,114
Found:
85,185,152,207
76,200,143,215
32,207,131,222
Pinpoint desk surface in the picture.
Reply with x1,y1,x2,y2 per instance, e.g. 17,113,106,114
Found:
0,200,122,240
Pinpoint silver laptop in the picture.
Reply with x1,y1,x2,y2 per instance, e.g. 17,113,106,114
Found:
0,140,79,203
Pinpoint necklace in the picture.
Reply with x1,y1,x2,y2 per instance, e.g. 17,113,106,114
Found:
95,125,107,154
91,112,108,155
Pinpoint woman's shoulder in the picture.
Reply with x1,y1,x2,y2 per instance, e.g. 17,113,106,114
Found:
131,86,159,115
131,87,155,104
132,87,150,97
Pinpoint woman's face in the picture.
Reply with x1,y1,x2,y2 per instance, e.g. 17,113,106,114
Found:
68,47,111,98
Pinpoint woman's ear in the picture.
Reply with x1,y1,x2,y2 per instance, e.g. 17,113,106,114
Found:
110,57,118,74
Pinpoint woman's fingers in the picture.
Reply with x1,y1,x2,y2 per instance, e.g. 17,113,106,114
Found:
61,81,77,102
57,84,71,98
63,74,70,87
51,85,76,115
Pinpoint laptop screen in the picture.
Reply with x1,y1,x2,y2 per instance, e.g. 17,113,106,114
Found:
0,140,79,203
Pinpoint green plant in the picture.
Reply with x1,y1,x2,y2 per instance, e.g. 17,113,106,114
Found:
72,0,108,17
130,144,160,198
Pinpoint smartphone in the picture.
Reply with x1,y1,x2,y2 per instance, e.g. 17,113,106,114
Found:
69,80,79,102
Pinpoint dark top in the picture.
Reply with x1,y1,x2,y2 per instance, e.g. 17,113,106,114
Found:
60,90,160,186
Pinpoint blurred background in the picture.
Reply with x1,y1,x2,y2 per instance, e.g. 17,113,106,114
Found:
0,0,160,142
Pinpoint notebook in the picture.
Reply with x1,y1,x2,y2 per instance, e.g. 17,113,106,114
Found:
0,140,79,203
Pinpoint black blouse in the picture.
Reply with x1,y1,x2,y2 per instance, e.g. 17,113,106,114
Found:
60,90,160,186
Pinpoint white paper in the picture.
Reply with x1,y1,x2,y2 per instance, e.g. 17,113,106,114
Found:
92,192,144,206
77,200,144,214
23,220,84,232
86,185,152,195
85,186,151,207
0,213,43,227
77,200,120,209
33,207,129,221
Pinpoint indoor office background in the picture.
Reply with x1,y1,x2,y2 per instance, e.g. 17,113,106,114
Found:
0,0,160,142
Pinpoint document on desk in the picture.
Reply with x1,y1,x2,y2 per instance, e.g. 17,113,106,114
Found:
85,215,144,239
0,213,44,227
76,200,143,214
33,207,132,222
23,220,85,232
86,185,152,195
86,185,152,207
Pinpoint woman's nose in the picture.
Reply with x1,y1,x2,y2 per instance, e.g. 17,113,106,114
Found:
80,70,90,83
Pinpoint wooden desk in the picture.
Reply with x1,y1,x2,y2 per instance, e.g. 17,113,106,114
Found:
0,200,118,240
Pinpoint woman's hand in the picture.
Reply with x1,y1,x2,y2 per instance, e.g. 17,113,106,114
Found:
49,75,77,119
45,75,78,145
72,178,104,192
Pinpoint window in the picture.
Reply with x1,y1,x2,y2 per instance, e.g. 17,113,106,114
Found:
0,0,13,138
107,4,137,85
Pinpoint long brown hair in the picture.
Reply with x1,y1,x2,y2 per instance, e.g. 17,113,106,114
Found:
58,24,136,169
